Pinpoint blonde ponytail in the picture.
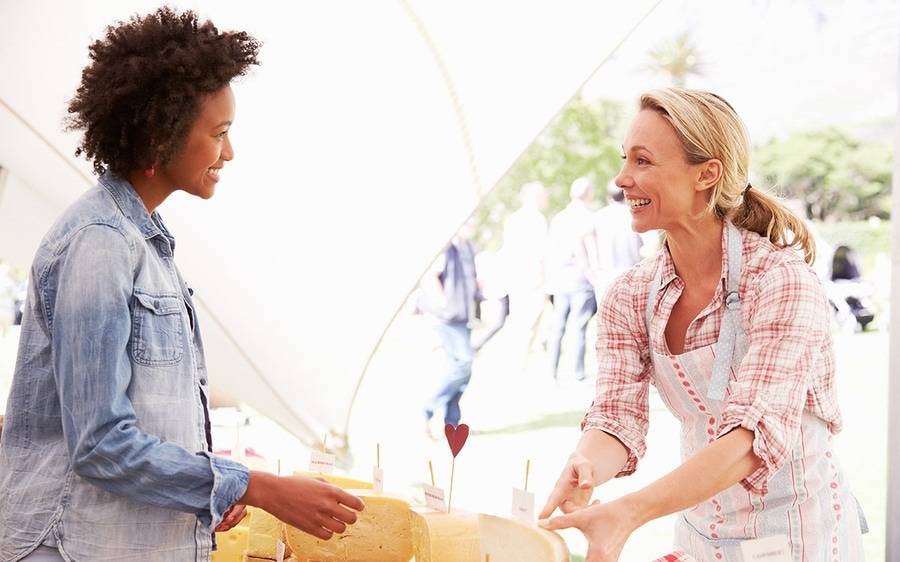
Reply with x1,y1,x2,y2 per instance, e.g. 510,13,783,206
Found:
730,185,816,265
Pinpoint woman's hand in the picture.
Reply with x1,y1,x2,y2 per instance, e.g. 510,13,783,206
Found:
240,472,365,540
215,503,247,532
539,498,640,562
539,452,598,519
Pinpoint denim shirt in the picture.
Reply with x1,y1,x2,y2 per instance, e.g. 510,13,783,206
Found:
0,174,250,561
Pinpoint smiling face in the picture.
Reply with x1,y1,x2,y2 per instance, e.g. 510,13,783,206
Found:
615,109,720,233
160,85,236,199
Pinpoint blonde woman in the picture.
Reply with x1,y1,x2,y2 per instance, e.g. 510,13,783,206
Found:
539,88,866,561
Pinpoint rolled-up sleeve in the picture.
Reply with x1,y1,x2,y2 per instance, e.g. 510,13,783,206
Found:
581,273,652,477
716,261,828,495
49,224,249,530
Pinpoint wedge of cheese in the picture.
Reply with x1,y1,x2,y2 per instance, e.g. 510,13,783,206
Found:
246,507,293,559
410,508,480,562
212,525,249,562
293,470,374,490
285,491,413,562
478,514,569,562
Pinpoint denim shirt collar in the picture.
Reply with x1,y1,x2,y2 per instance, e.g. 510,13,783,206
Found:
99,172,176,252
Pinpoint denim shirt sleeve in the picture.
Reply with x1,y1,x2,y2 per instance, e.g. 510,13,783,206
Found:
48,224,249,530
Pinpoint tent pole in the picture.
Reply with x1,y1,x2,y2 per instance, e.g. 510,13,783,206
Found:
886,21,900,561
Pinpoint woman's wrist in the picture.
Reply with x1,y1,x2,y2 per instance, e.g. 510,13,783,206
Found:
239,470,274,509
615,492,655,531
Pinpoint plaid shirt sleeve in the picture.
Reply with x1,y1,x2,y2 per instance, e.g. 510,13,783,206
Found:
581,270,653,477
716,260,831,495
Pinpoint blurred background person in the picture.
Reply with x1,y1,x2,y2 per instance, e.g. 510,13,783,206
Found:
499,181,548,370
419,218,481,436
544,177,597,381
584,180,644,297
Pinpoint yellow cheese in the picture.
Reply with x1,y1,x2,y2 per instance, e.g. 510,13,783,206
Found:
246,507,293,559
243,557,296,562
285,491,413,562
293,470,375,490
410,508,480,562
212,525,249,562
477,514,569,562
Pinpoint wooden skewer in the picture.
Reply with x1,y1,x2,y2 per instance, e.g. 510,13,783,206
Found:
277,458,282,476
428,460,436,487
448,457,456,513
377,443,381,469
525,458,531,493
322,433,328,454
485,555,491,562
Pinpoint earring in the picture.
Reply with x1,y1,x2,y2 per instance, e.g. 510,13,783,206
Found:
144,167,156,178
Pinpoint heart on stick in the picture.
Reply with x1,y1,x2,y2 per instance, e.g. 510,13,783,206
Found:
444,423,469,458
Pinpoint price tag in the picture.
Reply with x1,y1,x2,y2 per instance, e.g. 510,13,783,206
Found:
308,450,336,474
276,539,285,562
740,535,792,562
423,484,446,512
511,487,535,524
373,466,384,494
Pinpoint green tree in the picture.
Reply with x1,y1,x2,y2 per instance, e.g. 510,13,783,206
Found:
753,128,892,221
475,97,626,250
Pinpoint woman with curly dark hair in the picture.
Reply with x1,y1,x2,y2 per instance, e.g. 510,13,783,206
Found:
0,8,363,561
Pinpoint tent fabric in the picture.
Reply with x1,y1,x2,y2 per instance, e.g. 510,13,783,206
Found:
0,1,660,445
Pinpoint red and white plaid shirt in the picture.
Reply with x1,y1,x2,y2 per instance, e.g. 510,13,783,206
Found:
582,226,842,495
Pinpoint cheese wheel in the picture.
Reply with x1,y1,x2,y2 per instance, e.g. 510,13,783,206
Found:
410,508,480,562
285,491,413,562
293,470,375,490
212,525,249,562
477,514,569,562
247,507,293,559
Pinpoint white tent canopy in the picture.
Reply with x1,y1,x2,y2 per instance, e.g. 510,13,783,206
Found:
0,0,660,445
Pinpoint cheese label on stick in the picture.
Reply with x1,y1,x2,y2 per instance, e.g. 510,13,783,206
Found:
740,535,792,562
373,466,384,494
309,450,336,474
275,540,285,562
424,484,447,512
511,487,535,525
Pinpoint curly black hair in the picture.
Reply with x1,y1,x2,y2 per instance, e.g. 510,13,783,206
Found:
67,7,261,177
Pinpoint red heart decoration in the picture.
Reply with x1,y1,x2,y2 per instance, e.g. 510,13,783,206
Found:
444,423,469,458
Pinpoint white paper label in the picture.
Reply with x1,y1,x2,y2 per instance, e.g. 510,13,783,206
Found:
276,539,286,562
309,450,336,474
373,466,384,494
423,484,447,512
740,535,792,562
511,487,535,524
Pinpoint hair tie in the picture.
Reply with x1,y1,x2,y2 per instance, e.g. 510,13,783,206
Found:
743,183,752,195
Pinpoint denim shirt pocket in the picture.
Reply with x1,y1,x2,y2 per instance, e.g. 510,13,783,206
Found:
132,289,184,366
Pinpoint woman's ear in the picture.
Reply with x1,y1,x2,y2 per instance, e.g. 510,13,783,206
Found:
695,159,723,193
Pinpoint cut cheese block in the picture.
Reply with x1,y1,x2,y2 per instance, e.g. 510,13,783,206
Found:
285,491,413,562
247,507,293,559
478,514,569,562
211,525,249,562
293,470,375,490
410,508,480,562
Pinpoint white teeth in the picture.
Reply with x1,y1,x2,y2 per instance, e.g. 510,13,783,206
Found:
629,198,651,208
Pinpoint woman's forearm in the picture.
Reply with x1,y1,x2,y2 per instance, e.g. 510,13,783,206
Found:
577,429,631,487
623,427,762,526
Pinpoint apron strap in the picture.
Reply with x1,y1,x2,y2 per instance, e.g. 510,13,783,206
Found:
646,267,663,334
708,222,744,401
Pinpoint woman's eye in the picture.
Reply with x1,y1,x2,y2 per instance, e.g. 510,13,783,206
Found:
637,158,649,165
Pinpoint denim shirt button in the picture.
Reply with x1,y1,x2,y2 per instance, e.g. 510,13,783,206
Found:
200,377,207,385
